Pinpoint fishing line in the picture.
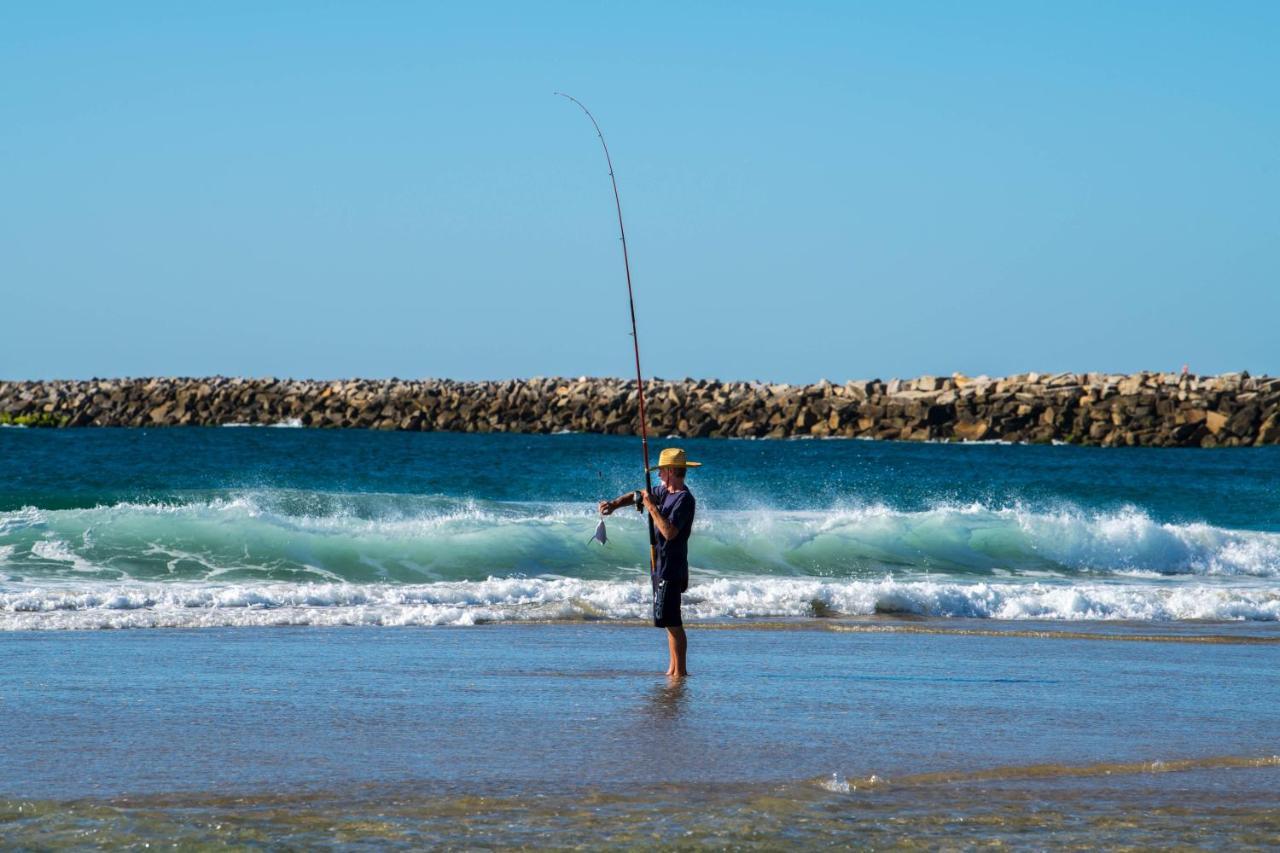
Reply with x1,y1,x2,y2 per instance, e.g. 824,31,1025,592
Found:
557,92,657,574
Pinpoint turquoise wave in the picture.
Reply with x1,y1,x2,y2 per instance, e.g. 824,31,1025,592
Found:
1,489,1277,584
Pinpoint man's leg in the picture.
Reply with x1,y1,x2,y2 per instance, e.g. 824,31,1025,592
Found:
666,626,688,677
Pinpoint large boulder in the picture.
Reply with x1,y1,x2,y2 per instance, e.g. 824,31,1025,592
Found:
952,420,990,441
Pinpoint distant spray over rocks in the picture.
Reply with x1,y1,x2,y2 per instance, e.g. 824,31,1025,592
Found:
1,373,1277,447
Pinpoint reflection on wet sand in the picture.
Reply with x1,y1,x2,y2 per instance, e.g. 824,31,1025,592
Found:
645,676,688,721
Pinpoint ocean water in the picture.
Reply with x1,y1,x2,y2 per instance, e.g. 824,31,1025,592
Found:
1,428,1278,629
3,428,1279,845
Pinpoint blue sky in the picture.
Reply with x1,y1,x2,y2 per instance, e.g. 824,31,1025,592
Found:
3,2,1276,383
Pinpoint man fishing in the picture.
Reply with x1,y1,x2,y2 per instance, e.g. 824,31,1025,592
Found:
598,447,700,677
560,95,698,674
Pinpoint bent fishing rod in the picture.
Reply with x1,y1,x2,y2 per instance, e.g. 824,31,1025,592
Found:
556,92,657,574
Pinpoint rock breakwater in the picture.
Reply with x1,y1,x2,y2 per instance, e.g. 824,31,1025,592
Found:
2,373,1278,447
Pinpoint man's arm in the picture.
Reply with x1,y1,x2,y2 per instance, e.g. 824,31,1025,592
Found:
598,491,641,516
640,490,682,541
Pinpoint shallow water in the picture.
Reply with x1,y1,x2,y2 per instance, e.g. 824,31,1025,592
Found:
2,623,1278,846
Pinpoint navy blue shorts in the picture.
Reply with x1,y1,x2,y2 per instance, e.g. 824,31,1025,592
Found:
652,576,683,628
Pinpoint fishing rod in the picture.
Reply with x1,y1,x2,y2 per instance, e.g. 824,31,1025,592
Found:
556,92,657,574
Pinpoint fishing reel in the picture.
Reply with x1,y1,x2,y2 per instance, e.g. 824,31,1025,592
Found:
634,490,645,512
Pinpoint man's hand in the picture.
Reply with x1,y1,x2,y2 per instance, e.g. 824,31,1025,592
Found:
598,490,645,518
640,490,657,514
641,489,679,541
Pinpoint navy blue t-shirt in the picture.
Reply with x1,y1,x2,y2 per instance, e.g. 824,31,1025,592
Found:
650,483,695,588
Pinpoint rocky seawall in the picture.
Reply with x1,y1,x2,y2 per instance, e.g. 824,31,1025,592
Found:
2,373,1278,447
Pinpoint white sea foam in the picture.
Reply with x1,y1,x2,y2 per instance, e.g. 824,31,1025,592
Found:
220,418,304,428
29,539,100,573
821,772,851,793
0,575,1277,630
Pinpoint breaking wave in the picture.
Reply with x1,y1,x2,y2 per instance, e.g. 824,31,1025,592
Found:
1,490,1277,583
2,489,1278,629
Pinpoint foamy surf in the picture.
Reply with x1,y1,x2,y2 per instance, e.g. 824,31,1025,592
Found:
2,575,1278,630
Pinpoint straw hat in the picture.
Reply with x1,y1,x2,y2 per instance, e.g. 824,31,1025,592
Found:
648,447,702,471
